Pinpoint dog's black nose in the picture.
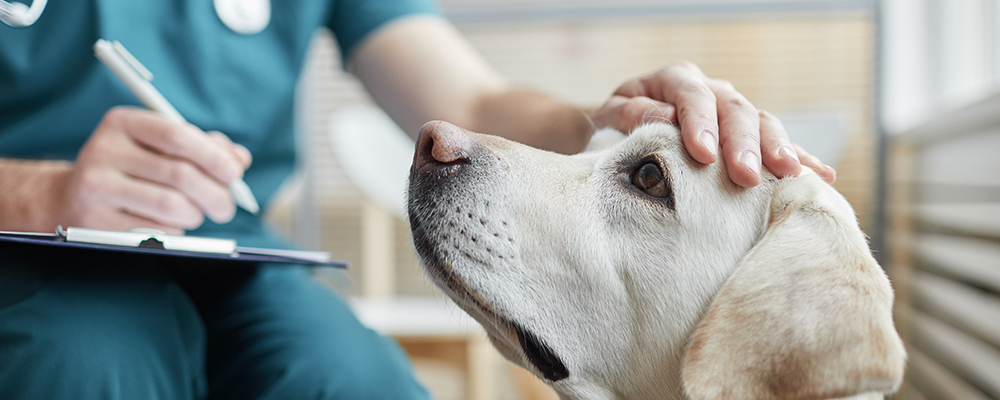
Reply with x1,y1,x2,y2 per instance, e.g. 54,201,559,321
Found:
414,120,473,171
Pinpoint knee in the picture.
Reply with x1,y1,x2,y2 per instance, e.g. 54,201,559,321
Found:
42,274,204,365
208,268,428,399
265,330,429,400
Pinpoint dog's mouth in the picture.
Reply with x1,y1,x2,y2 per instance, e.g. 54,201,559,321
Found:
433,265,569,382
513,320,570,381
409,182,569,382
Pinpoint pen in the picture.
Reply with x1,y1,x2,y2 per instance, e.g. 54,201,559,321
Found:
93,39,260,216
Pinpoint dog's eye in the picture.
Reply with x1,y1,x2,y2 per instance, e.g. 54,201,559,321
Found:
632,162,670,197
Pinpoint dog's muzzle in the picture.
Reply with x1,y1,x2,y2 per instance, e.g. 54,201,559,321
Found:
407,121,570,382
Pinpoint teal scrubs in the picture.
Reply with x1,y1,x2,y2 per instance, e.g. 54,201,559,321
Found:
0,0,437,398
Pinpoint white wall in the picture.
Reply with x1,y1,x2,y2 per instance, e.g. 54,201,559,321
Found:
881,0,1000,133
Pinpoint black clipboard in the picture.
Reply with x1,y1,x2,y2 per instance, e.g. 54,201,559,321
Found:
0,228,346,268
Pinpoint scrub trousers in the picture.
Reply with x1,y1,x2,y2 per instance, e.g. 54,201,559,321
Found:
0,247,429,400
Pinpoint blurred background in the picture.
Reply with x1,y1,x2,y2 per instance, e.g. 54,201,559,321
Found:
263,0,1000,398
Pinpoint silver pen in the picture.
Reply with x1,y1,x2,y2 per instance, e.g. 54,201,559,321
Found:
93,39,260,216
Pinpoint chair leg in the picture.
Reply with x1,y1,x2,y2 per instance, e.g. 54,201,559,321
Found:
465,333,496,400
510,362,560,400
360,200,395,298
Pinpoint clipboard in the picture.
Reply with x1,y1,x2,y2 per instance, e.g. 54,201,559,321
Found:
0,227,346,268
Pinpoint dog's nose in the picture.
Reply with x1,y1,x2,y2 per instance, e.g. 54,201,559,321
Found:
414,120,473,170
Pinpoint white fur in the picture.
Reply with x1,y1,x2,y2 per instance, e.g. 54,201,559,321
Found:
407,123,905,400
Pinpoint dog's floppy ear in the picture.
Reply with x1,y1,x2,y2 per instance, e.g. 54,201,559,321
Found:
682,172,906,400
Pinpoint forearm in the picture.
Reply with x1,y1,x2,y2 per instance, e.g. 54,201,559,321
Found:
466,90,594,154
0,159,71,232
350,17,593,154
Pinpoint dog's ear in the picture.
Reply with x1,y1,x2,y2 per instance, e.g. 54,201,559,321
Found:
682,172,906,400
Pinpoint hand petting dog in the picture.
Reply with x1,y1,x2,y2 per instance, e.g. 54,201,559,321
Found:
589,62,836,188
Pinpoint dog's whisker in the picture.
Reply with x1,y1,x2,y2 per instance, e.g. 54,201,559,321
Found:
579,108,598,134
641,106,675,127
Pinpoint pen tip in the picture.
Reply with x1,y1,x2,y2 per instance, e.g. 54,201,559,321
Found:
244,202,261,216
228,179,260,216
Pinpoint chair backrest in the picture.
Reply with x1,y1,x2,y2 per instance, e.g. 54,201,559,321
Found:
328,104,416,220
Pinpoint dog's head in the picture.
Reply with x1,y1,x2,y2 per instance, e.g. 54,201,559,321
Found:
407,121,905,400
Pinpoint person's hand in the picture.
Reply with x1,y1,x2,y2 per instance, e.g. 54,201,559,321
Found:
589,62,836,187
55,107,252,234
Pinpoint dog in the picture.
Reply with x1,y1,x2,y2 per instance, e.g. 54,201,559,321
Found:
406,121,905,400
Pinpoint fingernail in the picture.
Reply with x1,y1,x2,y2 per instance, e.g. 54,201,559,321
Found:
778,145,799,163
739,150,761,176
699,130,718,157
235,144,252,164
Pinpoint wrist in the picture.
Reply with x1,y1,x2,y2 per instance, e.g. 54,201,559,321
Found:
562,106,596,153
0,159,73,232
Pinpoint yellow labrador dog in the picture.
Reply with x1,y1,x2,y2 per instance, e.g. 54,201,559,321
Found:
407,121,905,400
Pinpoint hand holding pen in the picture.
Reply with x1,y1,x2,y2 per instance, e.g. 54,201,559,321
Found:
43,40,259,235
94,39,260,216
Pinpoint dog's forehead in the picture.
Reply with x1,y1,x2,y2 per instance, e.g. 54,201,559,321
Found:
585,124,684,157
579,124,691,179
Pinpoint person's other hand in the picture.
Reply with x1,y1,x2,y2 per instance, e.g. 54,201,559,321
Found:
589,62,835,187
56,107,252,234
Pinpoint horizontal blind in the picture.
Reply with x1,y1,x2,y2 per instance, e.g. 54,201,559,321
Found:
892,93,1000,400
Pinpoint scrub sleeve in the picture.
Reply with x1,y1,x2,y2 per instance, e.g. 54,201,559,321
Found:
0,0,439,398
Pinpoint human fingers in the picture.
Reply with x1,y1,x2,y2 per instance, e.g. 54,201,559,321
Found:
115,212,186,235
618,62,720,165
793,143,837,184
614,76,647,98
106,173,205,229
756,110,801,180
108,108,246,184
71,207,185,235
70,166,204,230
590,95,677,133
207,131,252,168
699,78,763,187
111,141,236,224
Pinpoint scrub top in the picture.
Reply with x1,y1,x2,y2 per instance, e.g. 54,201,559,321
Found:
0,0,438,247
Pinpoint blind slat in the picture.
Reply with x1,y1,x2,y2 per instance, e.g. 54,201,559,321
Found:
916,129,1000,187
912,271,1000,348
905,346,992,400
914,233,1000,293
916,203,1000,238
910,311,1000,398
916,183,1000,204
